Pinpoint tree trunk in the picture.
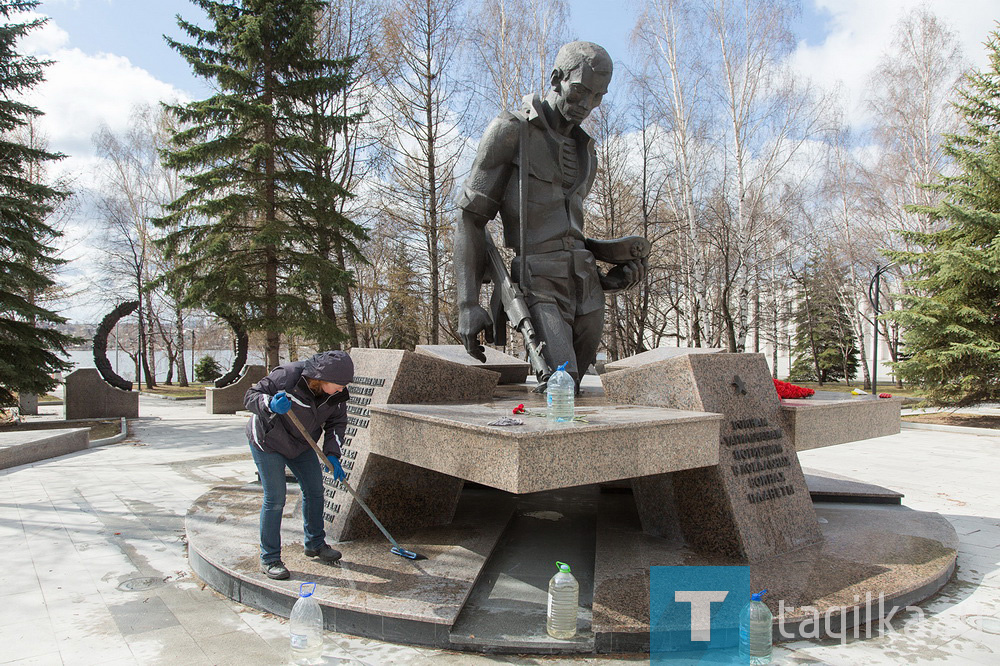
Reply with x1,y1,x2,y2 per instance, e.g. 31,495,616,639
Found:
175,306,188,387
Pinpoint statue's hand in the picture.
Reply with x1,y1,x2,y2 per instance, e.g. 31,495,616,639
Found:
585,236,650,263
599,258,647,292
459,304,494,363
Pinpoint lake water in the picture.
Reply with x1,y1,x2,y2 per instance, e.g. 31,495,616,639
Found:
64,349,266,383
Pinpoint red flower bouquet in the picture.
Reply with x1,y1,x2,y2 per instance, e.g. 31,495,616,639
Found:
773,379,815,399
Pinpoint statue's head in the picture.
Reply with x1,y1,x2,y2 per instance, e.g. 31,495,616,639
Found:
549,41,613,126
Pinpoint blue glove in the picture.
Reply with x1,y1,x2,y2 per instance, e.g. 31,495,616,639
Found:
326,455,347,482
269,391,291,414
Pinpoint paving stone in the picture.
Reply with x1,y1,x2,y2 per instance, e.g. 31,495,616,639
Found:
1,392,998,664
108,596,181,637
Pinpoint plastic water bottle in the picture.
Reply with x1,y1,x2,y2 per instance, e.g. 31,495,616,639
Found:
546,561,579,639
290,582,323,664
546,362,575,423
739,589,772,664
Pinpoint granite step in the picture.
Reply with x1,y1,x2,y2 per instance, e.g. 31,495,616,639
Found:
448,485,598,653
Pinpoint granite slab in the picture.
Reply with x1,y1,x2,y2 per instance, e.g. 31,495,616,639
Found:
449,486,599,653
601,352,822,561
367,400,722,494
781,393,902,451
603,347,724,374
186,482,515,644
325,348,499,541
803,468,903,504
416,344,528,384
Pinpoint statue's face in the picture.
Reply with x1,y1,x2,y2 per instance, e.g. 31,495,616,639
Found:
552,64,611,125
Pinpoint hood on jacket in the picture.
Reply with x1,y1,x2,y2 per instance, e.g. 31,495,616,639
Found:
303,350,354,385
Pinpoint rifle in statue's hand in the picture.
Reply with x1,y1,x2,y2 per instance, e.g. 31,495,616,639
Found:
484,234,552,385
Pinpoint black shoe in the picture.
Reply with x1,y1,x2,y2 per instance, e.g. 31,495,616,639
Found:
261,560,290,580
304,544,342,562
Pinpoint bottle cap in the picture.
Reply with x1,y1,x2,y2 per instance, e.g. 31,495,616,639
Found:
557,362,569,372
300,581,317,598
556,561,571,573
750,589,768,601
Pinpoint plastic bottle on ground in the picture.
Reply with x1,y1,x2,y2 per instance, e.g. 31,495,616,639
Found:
546,362,575,423
739,589,772,665
290,581,324,664
546,560,579,639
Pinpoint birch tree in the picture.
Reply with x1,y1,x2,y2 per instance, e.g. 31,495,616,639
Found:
375,0,466,345
863,6,965,371
633,0,715,347
466,0,570,114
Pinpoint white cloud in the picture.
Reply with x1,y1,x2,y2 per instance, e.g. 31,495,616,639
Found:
790,0,997,129
12,13,190,322
20,13,188,189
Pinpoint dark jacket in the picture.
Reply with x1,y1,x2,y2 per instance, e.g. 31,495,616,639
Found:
244,361,349,459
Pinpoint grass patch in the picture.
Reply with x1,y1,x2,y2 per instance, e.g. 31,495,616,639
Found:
902,413,1000,429
39,394,62,403
0,419,123,441
785,381,923,399
140,383,210,399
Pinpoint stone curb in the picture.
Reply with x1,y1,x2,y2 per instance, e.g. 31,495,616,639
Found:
89,417,129,447
900,421,1000,437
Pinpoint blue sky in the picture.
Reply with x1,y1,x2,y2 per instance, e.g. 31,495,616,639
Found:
36,0,840,97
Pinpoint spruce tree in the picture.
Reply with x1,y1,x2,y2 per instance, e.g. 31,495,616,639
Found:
158,0,363,367
887,29,1000,406
0,1,73,408
382,244,422,351
789,255,859,385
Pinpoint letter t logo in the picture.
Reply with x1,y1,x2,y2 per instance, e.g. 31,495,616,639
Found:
675,590,729,641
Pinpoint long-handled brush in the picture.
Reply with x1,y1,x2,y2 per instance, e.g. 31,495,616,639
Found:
284,409,424,561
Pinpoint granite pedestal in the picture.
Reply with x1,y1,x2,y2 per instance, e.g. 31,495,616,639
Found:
64,368,139,420
188,353,953,655
205,364,265,414
416,344,530,384
17,393,38,416
602,352,823,561
325,348,499,542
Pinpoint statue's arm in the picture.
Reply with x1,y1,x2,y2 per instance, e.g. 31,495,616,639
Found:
455,115,518,361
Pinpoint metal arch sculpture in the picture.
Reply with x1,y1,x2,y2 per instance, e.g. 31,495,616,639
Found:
93,300,139,391
213,315,249,388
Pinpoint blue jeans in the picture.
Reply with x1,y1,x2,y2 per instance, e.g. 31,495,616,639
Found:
249,443,327,564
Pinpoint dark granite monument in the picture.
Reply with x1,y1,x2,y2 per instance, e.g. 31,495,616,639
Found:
455,40,649,387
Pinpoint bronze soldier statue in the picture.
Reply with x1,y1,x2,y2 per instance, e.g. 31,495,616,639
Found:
455,41,649,388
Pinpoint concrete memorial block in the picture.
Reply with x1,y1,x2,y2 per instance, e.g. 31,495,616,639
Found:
416,344,527,384
325,348,499,542
601,352,822,562
64,368,138,420
206,364,266,414
17,393,38,416
603,346,724,374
